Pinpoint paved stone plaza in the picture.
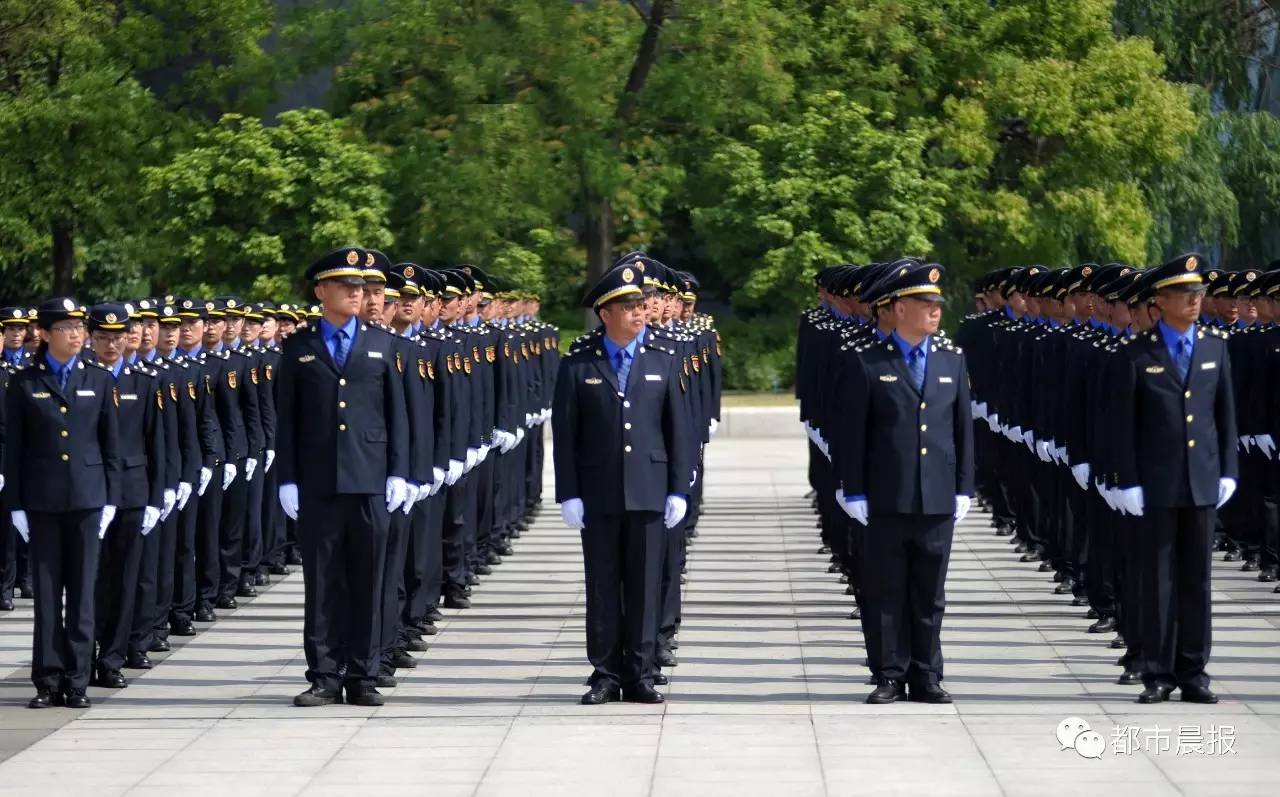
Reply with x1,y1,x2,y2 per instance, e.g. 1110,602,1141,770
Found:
0,434,1277,796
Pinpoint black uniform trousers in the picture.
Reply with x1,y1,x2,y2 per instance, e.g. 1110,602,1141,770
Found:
442,474,473,590
474,454,496,563
1119,511,1145,670
195,474,225,610
581,510,664,690
1140,506,1214,690
404,492,446,626
29,510,101,692
171,491,202,625
130,509,163,655
261,462,283,574
217,460,249,600
379,504,413,673
656,521,686,654
95,509,144,672
299,493,389,691
241,463,265,584
152,502,182,641
1084,490,1118,619
861,513,953,686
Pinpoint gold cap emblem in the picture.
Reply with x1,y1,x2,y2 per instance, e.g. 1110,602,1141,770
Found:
105,313,117,323
346,250,360,266
62,299,75,311
928,268,940,284
1186,256,1198,271
622,268,634,284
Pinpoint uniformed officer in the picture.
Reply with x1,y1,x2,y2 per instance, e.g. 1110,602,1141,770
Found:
1110,253,1237,704
86,303,165,689
834,262,974,704
6,298,121,709
276,246,411,707
553,264,694,705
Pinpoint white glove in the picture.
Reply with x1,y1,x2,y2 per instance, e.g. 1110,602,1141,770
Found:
244,457,258,482
402,482,420,514
1023,429,1036,452
222,462,237,489
160,488,177,521
541,408,552,423
386,476,407,514
1255,435,1276,460
709,418,719,438
1120,486,1145,517
176,481,193,510
429,467,446,496
986,413,999,433
1054,445,1068,466
561,497,585,529
278,483,299,520
689,468,697,488
1096,479,1117,512
141,506,161,535
1239,435,1252,452
515,427,525,444
846,497,869,526
663,494,688,529
1217,477,1237,509
264,449,276,472
1035,440,1053,463
98,505,117,539
198,466,213,496
464,448,479,471
477,444,490,463
954,495,972,523
1007,424,1022,442
0,474,4,493
835,488,848,515
494,430,512,454
1071,463,1090,491
11,511,29,543
976,402,988,419
446,459,464,485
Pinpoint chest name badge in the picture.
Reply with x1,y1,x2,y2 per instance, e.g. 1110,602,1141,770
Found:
585,377,603,385
938,376,953,383
367,350,383,359
645,374,662,381
297,354,316,363
30,391,50,399
879,375,898,383
1145,365,1165,374
1201,361,1216,370
76,389,95,397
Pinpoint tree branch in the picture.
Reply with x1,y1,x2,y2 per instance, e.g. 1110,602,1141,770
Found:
616,0,670,125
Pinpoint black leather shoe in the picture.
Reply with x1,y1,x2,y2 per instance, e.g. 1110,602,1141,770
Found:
866,679,906,704
125,652,153,670
405,638,429,652
1117,670,1143,685
669,639,679,649
0,597,13,611
419,623,439,636
388,651,418,669
234,582,257,598
286,549,304,566
1053,582,1074,595
1019,551,1040,563
465,573,479,586
844,584,855,595
149,637,171,652
1038,561,1054,572
623,684,664,704
376,674,398,689
215,595,238,610
1181,685,1219,704
1259,566,1278,583
848,606,862,620
255,572,269,586
170,621,197,636
443,591,471,610
838,574,849,584
17,582,33,599
1085,608,1099,619
28,688,62,709
581,684,620,705
484,552,502,566
1088,616,1117,634
94,668,127,688
498,543,514,557
293,685,342,707
1110,634,1127,649
1224,549,1242,562
1137,684,1174,704
425,607,444,622
64,690,91,709
268,563,291,576
195,606,217,622
816,545,830,555
1274,583,1280,593
653,673,669,686
909,683,953,704
345,685,386,706
475,564,493,576
656,649,678,668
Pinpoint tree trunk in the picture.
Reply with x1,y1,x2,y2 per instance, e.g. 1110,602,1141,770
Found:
51,219,74,295
583,190,614,329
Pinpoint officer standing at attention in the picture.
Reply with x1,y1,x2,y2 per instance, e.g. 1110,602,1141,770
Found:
553,264,694,706
1111,253,1237,704
6,298,121,709
835,263,974,705
275,247,411,708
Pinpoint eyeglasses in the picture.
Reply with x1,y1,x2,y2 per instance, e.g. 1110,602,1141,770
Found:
49,322,86,334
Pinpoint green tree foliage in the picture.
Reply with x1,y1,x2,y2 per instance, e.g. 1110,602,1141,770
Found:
140,110,393,296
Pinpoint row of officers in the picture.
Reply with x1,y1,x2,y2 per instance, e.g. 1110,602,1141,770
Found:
798,252,1241,706
2,251,565,710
